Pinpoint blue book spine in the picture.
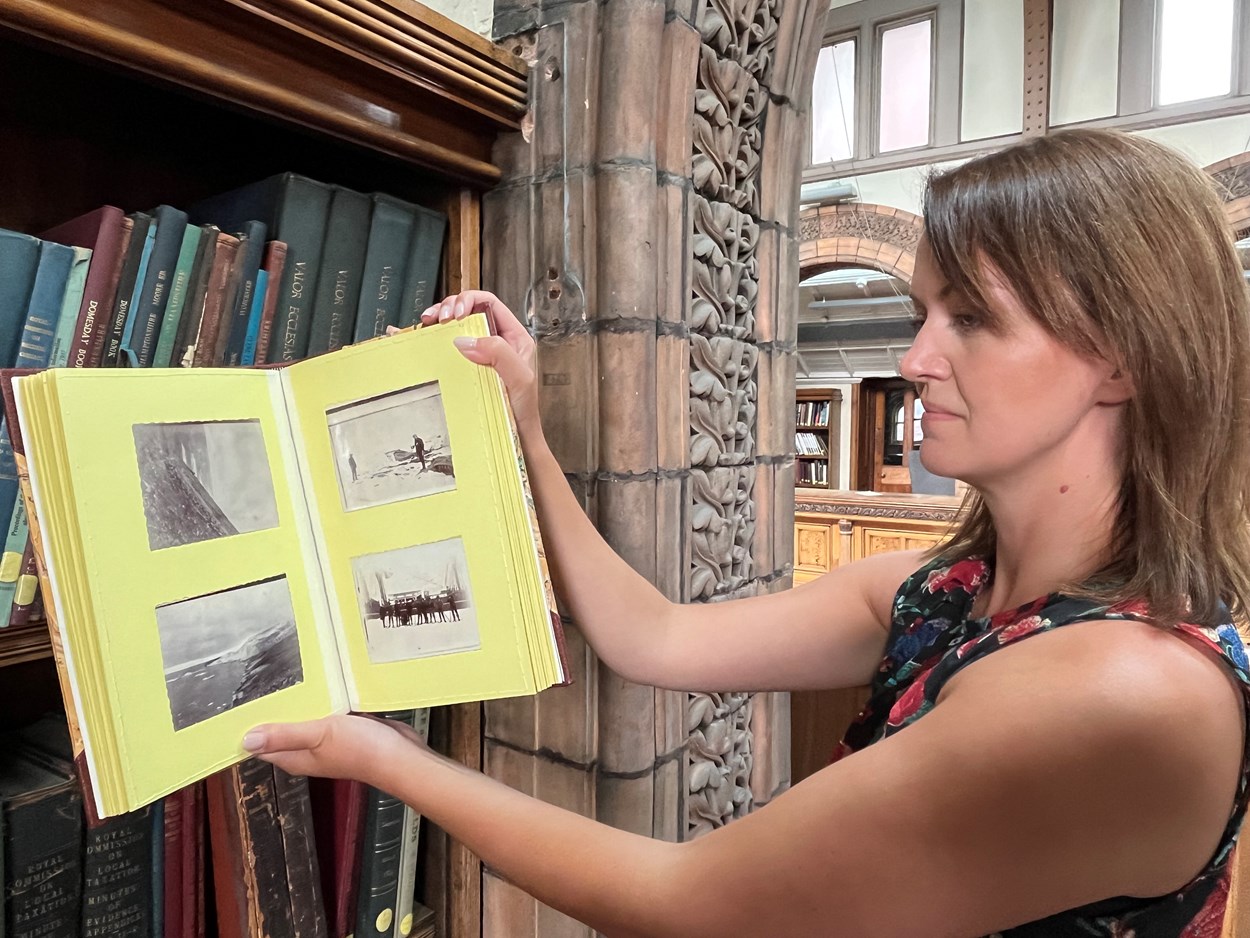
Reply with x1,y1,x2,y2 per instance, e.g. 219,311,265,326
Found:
240,269,268,366
126,204,189,369
118,221,157,368
0,246,89,626
224,219,267,366
0,230,42,368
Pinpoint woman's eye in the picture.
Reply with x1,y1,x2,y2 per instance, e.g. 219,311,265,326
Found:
951,312,982,332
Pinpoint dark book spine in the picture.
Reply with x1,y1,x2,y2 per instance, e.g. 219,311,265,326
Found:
207,762,297,938
190,234,238,368
170,227,217,368
395,209,447,329
222,220,267,366
273,770,327,938
162,793,183,938
0,232,42,371
125,205,188,368
103,214,151,367
307,187,369,356
4,778,83,937
266,176,333,364
354,711,413,938
353,196,414,343
81,807,154,938
253,241,287,366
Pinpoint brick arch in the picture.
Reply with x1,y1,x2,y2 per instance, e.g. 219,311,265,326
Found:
1206,152,1250,236
798,203,923,283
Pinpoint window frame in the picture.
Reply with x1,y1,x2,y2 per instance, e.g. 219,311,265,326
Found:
809,32,861,166
804,0,1250,184
872,11,939,155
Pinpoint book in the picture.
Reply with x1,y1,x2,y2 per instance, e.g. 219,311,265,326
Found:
310,776,366,938
14,715,155,938
103,214,151,367
394,207,447,329
239,269,269,367
0,231,42,370
353,195,416,344
307,187,370,357
38,207,128,370
253,241,288,367
152,224,204,369
120,205,189,368
10,316,566,819
354,710,412,938
392,709,430,938
0,748,83,937
189,232,239,368
168,226,218,369
187,173,333,364
220,220,267,366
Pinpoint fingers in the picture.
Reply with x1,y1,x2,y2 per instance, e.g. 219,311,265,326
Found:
242,719,328,755
452,334,535,391
421,291,531,346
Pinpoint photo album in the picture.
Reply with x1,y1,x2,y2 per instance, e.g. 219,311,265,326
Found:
7,315,566,818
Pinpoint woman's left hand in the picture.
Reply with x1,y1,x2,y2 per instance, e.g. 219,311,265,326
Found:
242,713,425,786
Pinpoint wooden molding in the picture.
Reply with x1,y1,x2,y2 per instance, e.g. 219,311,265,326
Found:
796,489,963,524
0,0,529,186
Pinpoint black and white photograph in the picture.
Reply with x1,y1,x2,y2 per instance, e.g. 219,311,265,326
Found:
133,419,280,551
327,381,456,512
156,576,303,731
351,537,480,664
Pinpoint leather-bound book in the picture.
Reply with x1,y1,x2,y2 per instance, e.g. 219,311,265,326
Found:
0,750,83,937
39,205,129,370
206,760,297,938
310,777,366,938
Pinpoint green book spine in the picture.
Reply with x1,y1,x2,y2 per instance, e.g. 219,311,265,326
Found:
152,225,203,368
395,208,447,329
307,187,370,356
354,195,415,343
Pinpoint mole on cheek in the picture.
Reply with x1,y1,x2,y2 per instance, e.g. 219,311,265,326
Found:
1060,485,1070,494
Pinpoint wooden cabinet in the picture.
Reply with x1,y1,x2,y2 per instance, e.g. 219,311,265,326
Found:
790,490,961,783
0,4,525,934
795,387,841,488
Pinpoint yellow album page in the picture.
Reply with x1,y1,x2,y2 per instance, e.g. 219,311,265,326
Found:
21,368,346,817
281,317,552,712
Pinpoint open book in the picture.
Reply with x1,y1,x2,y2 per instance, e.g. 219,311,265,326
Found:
9,316,565,819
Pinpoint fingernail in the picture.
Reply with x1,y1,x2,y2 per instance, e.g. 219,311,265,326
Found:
452,337,478,351
453,302,465,317
242,731,265,752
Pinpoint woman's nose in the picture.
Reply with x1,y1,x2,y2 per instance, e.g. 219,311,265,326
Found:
899,319,949,384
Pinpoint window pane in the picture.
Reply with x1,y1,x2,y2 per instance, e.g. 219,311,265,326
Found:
811,39,856,164
1158,0,1234,106
879,19,933,153
1051,0,1120,125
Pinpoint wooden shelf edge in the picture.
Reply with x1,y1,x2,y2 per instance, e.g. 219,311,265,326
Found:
0,624,52,668
0,0,527,186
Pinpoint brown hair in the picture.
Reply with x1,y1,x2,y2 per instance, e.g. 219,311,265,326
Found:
925,129,1250,627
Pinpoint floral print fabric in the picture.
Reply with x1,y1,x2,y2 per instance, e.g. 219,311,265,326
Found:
833,556,1250,937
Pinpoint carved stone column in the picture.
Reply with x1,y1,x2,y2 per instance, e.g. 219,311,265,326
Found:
480,0,825,927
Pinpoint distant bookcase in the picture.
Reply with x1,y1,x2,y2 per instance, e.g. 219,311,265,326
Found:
0,2,527,936
795,388,842,489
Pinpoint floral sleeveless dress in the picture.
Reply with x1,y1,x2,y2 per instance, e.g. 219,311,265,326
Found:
833,556,1250,937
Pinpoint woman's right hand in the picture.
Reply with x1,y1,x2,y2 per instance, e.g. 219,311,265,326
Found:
421,291,541,437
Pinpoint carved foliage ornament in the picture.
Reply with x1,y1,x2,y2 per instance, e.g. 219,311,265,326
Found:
691,466,756,601
687,692,755,837
797,207,923,253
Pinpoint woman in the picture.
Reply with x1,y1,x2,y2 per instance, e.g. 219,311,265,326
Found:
244,130,1250,936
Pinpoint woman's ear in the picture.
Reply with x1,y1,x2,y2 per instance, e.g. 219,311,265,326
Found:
1099,363,1135,405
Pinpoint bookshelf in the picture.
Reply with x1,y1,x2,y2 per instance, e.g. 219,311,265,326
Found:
795,387,841,489
0,2,526,935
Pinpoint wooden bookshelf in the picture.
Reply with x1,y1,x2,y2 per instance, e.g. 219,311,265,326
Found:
794,387,841,489
0,3,525,935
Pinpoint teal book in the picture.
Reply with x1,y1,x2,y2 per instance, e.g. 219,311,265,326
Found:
394,205,447,329
307,186,370,356
121,205,187,368
353,194,416,344
188,172,333,363
152,223,203,369
222,219,267,366
240,269,269,366
0,247,89,625
0,241,70,594
0,230,42,369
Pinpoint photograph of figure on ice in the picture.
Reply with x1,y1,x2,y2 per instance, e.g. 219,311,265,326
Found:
327,381,455,512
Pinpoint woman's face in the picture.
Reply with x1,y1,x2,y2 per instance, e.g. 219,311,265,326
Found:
899,238,1127,490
